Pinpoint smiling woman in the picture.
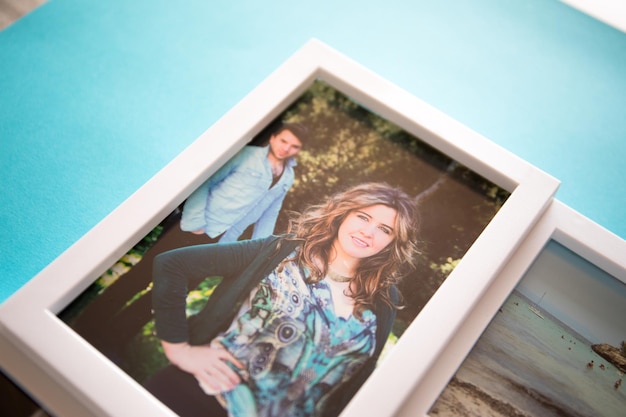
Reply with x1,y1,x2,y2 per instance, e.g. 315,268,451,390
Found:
145,183,421,417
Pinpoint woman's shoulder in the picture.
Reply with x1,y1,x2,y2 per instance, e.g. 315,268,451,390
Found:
373,285,399,318
388,285,400,305
237,234,301,254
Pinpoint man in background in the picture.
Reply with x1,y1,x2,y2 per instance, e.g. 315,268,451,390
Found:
181,122,308,241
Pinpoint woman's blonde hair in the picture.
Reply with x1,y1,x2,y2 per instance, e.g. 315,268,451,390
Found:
288,183,420,315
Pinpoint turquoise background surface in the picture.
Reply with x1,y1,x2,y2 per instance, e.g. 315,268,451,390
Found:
1,0,625,302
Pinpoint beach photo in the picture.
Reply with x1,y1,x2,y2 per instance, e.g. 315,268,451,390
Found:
429,240,626,417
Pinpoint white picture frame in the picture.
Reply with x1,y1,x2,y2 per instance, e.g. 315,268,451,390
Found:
397,199,626,417
0,39,558,417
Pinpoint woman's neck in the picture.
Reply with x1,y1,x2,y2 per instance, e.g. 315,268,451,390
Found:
328,245,358,277
324,272,355,318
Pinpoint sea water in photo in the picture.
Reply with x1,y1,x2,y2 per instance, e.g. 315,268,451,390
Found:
431,291,625,417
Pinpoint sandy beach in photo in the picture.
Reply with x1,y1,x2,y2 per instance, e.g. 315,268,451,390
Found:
429,292,626,417
431,377,528,417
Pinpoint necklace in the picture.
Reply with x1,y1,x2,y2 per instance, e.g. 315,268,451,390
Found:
327,266,353,283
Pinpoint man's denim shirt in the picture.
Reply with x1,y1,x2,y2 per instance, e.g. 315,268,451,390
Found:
180,145,296,242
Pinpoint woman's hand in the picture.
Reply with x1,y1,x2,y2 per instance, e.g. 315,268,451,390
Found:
161,340,244,394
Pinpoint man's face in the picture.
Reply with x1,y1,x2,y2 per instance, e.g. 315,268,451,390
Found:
268,130,302,161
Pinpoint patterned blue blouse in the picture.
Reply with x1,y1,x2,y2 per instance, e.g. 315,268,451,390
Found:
213,254,377,417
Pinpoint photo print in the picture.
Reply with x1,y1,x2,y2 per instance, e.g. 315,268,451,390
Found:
59,80,510,417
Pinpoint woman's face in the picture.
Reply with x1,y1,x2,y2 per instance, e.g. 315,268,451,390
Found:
333,204,397,264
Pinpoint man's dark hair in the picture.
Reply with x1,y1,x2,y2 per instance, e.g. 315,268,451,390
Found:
276,122,309,144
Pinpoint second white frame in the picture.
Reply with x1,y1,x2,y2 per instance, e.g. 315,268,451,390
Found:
397,199,626,416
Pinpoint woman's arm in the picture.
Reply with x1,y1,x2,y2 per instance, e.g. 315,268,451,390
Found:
151,238,277,391
151,238,270,343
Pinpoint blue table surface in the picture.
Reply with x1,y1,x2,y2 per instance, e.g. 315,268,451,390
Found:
1,0,625,302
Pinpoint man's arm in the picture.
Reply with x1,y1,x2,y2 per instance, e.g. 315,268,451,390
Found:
179,149,248,233
251,191,287,239
180,180,212,232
